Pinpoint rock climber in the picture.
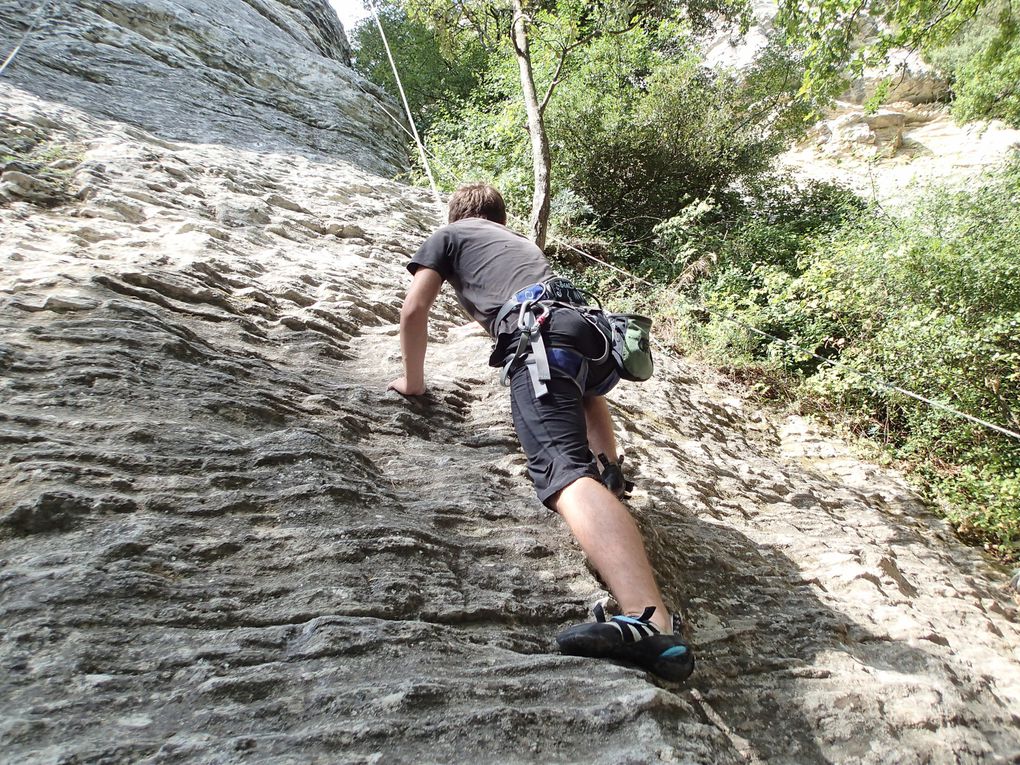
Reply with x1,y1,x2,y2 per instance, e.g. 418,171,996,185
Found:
388,183,693,681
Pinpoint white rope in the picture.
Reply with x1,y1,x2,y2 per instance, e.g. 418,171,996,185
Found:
0,0,54,77
367,4,444,217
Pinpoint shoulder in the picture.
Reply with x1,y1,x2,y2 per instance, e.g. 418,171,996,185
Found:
447,218,530,244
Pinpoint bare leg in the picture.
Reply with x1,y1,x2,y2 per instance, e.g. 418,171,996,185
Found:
583,395,618,462
552,476,670,632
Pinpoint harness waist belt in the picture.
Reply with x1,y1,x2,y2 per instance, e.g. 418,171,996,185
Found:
491,277,610,399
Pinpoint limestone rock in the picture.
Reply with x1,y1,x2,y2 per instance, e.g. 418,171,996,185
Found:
841,50,952,106
0,0,407,177
702,0,777,70
812,107,907,157
783,101,1020,205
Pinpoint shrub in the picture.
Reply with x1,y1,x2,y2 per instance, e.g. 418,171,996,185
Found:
927,2,1020,127
672,158,1020,557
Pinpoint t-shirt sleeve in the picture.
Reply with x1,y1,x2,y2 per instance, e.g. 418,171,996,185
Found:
408,228,453,280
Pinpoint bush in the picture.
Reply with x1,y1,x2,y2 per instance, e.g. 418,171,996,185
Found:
927,2,1020,127
672,158,1020,557
548,25,811,240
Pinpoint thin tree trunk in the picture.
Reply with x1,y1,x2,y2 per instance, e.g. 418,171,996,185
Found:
511,0,550,249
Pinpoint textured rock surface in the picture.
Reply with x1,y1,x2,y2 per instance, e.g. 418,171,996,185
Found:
0,0,406,176
811,108,907,157
783,100,1020,204
839,50,951,106
3,5,1020,764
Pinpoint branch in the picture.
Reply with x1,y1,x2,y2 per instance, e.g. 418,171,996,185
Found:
841,0,870,50
510,9,528,58
536,20,615,115
539,43,571,115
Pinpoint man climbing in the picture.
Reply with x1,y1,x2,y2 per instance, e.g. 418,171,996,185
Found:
388,183,693,682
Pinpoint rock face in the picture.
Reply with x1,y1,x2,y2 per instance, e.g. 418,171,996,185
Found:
2,5,1020,765
783,99,1020,203
0,0,407,176
812,108,908,157
841,50,951,107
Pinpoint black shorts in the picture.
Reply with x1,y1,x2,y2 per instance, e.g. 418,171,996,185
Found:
507,309,617,507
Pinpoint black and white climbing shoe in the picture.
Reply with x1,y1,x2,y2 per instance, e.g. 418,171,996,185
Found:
597,453,634,499
556,604,694,682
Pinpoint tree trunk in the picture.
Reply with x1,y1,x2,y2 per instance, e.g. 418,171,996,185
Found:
511,0,551,250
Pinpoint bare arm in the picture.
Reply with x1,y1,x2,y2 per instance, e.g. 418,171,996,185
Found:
388,267,443,396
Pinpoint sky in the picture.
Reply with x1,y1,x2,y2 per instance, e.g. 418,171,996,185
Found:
328,0,371,32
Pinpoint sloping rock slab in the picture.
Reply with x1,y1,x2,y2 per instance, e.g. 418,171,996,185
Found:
2,91,1019,764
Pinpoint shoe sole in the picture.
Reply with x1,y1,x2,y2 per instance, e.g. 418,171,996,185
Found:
557,625,696,682
615,642,696,683
555,622,622,658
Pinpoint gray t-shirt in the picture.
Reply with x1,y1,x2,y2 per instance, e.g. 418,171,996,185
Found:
408,217,552,337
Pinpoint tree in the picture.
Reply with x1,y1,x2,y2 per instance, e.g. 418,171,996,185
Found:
547,24,810,239
349,4,488,133
404,0,747,248
927,1,1020,127
508,2,652,248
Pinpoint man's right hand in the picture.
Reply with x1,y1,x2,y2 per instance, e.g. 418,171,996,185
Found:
392,267,442,400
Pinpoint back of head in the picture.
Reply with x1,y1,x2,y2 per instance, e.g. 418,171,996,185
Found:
447,183,507,226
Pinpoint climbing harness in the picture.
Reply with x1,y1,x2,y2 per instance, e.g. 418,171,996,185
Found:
490,277,655,400
490,277,619,399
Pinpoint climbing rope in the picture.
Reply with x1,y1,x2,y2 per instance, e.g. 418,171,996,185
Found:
0,0,54,77
367,4,444,217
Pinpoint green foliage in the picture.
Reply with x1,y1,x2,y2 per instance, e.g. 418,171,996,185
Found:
548,26,811,239
673,159,1020,557
928,3,1020,127
426,93,534,214
643,175,860,285
348,4,489,132
780,0,1020,128
777,0,992,104
419,16,811,240
354,1,768,222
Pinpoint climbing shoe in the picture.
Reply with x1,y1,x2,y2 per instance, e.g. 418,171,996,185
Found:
556,604,694,682
597,453,634,499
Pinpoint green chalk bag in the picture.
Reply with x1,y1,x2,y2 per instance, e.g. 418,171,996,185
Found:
608,313,654,382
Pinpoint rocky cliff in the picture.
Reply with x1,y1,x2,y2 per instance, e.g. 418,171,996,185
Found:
706,0,1020,201
0,0,406,176
2,2,1020,764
